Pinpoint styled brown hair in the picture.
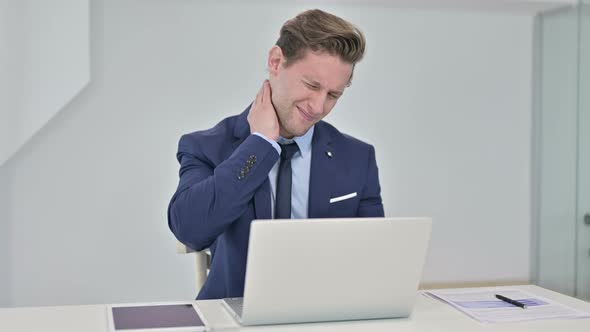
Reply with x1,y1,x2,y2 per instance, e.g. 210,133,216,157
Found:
276,9,366,68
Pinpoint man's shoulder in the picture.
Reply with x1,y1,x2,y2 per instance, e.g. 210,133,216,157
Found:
178,111,246,152
182,113,240,142
317,120,375,152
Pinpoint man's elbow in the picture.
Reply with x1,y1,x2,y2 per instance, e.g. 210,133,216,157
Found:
167,199,210,251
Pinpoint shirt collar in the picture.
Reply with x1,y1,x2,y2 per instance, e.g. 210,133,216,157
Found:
277,125,314,159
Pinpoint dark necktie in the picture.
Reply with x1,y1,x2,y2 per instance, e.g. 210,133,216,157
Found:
275,142,300,219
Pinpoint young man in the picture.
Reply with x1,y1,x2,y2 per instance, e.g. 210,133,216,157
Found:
168,9,384,300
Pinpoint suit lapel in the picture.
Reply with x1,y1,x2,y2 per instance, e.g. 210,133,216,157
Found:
232,105,272,220
308,122,334,218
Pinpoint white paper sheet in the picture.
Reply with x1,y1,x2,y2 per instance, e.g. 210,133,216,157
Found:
424,287,590,323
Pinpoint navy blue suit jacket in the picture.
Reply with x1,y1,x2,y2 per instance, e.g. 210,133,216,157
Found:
168,107,384,300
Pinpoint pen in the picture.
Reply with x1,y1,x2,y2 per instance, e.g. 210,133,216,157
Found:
495,294,527,309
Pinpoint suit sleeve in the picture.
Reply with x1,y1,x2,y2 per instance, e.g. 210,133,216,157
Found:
168,134,279,251
357,145,385,217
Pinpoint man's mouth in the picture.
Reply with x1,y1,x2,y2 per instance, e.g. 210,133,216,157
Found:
297,106,315,122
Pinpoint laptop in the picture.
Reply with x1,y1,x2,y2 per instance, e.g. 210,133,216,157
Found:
222,217,432,326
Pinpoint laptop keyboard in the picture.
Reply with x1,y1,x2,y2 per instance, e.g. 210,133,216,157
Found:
223,297,244,318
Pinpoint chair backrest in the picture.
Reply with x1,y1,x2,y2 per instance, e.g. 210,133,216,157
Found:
176,242,211,292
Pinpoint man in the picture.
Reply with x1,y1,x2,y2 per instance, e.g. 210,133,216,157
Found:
168,9,384,300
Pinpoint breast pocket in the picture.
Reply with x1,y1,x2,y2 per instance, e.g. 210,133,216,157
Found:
328,191,359,217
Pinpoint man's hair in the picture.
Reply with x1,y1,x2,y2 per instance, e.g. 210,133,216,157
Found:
276,9,366,67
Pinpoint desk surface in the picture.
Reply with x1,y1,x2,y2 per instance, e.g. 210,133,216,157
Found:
1,285,589,332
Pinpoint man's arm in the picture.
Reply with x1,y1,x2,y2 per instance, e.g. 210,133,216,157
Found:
168,133,278,251
357,145,385,217
169,80,281,250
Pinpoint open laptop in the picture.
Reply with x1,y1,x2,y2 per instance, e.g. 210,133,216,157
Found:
222,217,432,326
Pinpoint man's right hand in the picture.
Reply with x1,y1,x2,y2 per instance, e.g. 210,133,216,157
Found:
248,80,280,141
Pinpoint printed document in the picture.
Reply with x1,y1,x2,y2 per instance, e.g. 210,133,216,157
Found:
424,287,590,323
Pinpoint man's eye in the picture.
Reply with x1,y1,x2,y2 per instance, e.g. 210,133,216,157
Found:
305,82,319,90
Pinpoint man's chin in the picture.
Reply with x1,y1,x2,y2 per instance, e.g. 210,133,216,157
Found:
281,125,311,139
293,126,313,137
279,114,315,138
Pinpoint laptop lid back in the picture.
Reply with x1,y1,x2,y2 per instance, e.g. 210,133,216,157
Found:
240,217,432,325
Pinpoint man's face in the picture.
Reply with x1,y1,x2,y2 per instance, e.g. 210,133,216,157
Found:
268,48,353,138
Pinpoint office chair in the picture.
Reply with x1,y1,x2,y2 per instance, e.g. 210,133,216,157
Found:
176,241,211,292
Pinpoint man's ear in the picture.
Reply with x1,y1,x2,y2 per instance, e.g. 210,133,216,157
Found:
267,46,284,76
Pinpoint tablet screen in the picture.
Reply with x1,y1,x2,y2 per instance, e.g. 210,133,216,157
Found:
111,304,205,330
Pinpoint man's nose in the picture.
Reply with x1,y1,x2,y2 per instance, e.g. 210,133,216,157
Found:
308,91,327,116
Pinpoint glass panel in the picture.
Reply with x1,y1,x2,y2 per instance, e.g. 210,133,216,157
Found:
576,1,590,301
536,6,579,296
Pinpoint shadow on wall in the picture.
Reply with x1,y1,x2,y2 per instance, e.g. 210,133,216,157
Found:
0,166,12,307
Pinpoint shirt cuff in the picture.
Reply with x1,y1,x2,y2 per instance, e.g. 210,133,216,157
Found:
253,132,281,155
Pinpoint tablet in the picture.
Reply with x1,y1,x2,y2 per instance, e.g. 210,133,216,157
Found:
108,303,208,331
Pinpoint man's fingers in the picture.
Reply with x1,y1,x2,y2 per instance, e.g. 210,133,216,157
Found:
260,80,268,103
248,80,279,141
255,84,263,106
262,80,271,104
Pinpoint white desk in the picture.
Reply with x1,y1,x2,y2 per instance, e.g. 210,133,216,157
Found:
1,285,589,331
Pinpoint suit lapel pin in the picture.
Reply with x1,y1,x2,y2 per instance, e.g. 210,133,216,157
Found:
326,150,333,158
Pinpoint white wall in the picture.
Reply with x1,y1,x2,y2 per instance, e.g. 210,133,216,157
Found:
0,0,19,307
334,7,533,285
0,0,24,170
0,0,90,167
1,0,533,306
